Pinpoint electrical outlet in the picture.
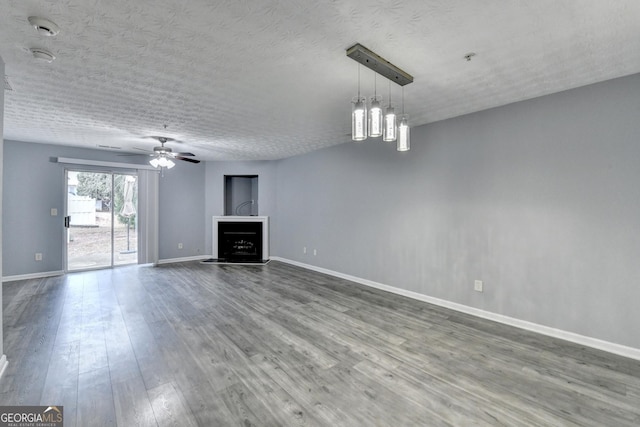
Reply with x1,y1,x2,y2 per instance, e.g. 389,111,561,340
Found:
35,253,43,261
313,249,317,256
474,280,483,292
50,208,58,216
178,243,183,249
303,246,307,254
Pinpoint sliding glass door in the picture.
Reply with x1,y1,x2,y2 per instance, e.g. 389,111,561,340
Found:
66,170,138,271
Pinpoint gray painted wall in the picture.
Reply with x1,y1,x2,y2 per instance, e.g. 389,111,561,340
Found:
2,143,276,274
274,73,640,349
1,56,5,360
225,176,258,216
158,161,206,260
3,72,639,351
205,161,277,255
3,141,148,276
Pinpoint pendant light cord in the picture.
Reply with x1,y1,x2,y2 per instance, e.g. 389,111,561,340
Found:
374,72,377,98
402,86,405,115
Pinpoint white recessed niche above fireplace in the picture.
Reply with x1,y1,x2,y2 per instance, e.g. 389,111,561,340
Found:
212,216,269,261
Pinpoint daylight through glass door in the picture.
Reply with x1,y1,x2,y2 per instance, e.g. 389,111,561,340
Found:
66,171,138,271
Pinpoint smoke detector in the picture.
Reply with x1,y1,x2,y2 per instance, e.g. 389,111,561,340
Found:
28,16,60,37
30,48,56,63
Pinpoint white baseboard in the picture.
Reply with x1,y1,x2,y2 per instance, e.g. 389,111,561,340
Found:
156,255,211,265
271,257,640,361
2,270,65,282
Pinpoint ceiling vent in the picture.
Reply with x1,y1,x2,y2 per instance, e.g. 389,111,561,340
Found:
4,75,13,91
28,16,60,37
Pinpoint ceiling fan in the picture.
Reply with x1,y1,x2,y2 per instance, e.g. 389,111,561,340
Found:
145,136,200,169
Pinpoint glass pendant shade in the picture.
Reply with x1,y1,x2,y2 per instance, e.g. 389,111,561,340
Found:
383,105,397,142
397,115,410,151
149,158,160,168
352,96,368,141
369,96,383,137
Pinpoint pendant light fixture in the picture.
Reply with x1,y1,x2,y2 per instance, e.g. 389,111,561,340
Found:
346,43,413,150
352,65,367,141
369,73,383,138
397,86,410,152
383,80,397,142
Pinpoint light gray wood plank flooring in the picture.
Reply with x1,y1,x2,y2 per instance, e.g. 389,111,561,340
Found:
1,261,640,426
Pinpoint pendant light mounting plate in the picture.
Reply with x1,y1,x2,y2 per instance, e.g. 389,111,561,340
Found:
346,43,413,86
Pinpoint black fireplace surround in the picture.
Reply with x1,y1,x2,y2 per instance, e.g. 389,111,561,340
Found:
217,222,263,262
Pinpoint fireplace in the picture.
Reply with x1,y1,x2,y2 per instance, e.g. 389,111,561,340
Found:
212,216,269,262
218,222,262,262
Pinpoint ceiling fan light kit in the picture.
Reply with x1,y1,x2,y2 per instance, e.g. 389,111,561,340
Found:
346,43,413,151
146,133,200,171
150,156,175,169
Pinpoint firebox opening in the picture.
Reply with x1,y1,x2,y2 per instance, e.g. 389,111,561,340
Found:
218,221,263,262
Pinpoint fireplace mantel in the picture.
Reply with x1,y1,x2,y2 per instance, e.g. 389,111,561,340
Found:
212,216,269,260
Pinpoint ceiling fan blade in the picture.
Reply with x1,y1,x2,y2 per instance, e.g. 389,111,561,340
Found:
145,136,177,143
176,156,200,164
118,147,152,156
174,152,195,156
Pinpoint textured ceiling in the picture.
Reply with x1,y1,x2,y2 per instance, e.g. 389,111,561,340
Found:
2,1,640,161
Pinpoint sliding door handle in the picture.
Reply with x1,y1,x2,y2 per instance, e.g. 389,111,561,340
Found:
64,216,71,228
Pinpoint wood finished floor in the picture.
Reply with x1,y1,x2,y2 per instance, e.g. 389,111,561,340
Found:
1,261,640,426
